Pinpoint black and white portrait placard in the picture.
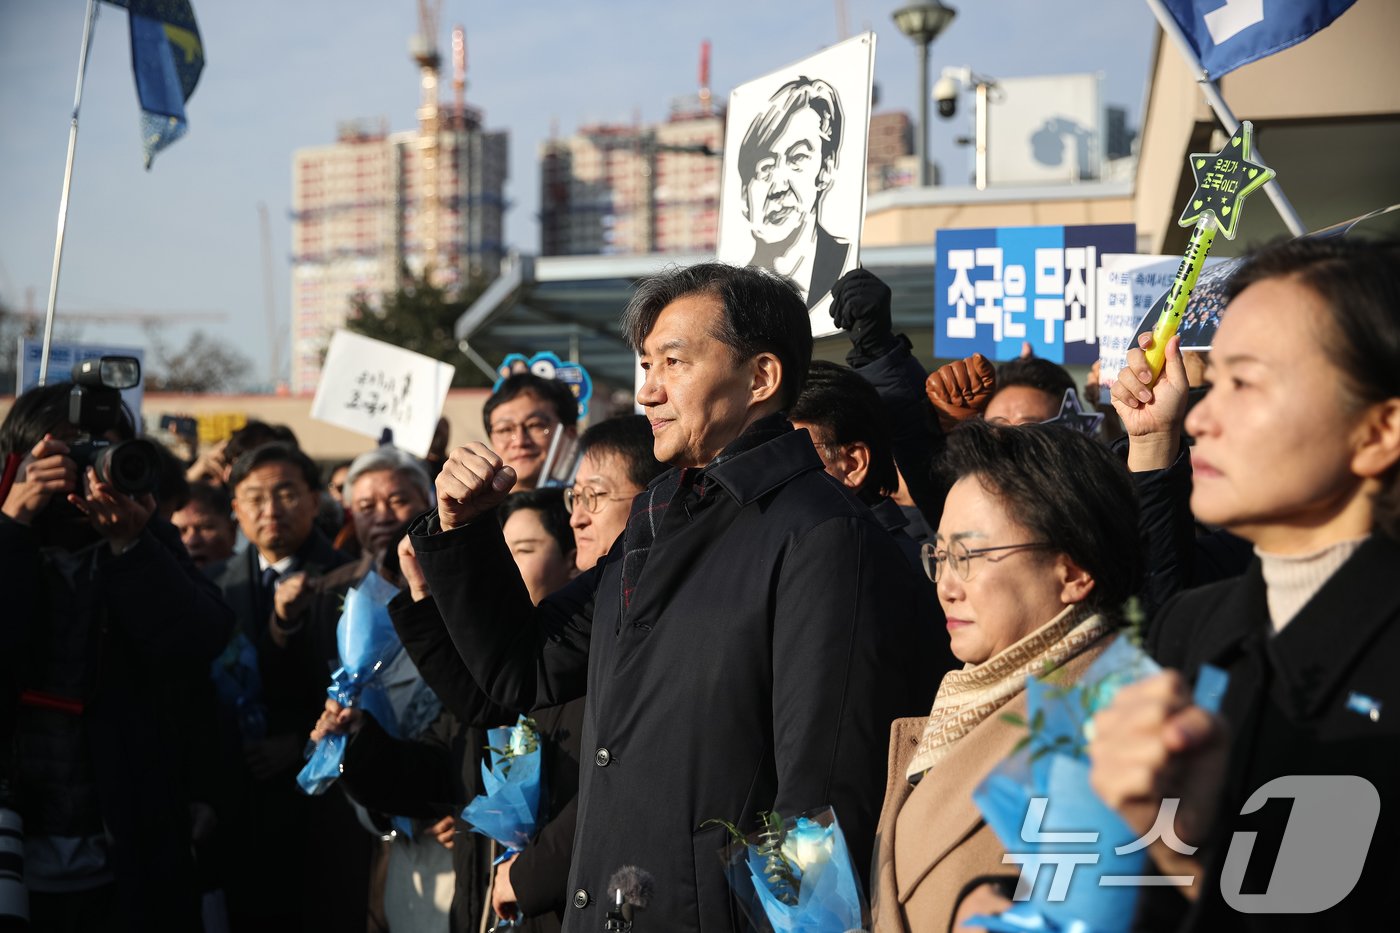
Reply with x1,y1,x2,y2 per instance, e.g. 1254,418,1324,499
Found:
717,33,876,337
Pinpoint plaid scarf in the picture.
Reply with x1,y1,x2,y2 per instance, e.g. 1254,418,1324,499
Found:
618,415,792,616
905,606,1112,780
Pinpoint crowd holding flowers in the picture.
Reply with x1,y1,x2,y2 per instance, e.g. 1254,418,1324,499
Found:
2,235,1398,933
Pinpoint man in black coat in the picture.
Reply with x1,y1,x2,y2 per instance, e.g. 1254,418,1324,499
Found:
211,442,356,931
412,262,931,932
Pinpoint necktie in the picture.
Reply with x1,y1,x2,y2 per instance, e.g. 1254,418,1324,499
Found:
259,566,280,618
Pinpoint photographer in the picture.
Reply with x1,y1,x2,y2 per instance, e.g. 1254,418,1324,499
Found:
0,376,234,932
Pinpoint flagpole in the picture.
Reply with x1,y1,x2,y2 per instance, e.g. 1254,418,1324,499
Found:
39,0,101,386
1144,0,1307,237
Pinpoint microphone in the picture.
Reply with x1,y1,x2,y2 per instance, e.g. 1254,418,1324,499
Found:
604,865,654,931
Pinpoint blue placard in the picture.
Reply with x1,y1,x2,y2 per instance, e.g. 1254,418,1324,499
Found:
934,223,1135,364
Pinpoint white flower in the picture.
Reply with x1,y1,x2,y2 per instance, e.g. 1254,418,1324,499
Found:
780,817,835,873
508,724,530,757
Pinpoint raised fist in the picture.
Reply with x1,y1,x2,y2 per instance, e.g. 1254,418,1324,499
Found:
435,442,517,531
829,269,894,359
925,353,996,431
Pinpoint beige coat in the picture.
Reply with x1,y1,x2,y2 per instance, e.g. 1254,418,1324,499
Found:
870,640,1113,933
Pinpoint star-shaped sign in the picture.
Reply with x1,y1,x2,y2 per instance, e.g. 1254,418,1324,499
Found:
1043,387,1103,437
1178,120,1276,240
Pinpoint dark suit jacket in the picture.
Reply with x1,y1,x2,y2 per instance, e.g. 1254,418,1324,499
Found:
1147,533,1400,930
211,530,360,926
411,422,932,932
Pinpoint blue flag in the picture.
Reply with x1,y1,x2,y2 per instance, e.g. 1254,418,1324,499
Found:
1157,0,1356,77
103,0,204,168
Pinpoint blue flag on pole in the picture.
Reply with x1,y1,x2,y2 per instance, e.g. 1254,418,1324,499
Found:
102,0,204,168
1157,0,1356,77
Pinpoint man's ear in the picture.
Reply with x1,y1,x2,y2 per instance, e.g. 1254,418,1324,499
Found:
1351,398,1400,480
740,182,751,221
1056,553,1095,605
836,441,871,491
815,157,835,194
750,352,783,407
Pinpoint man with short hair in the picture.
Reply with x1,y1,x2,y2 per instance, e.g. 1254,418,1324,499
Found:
789,360,957,710
171,480,237,570
566,415,667,572
738,76,851,309
213,442,354,930
482,373,580,492
982,356,1078,426
342,447,435,558
413,262,927,932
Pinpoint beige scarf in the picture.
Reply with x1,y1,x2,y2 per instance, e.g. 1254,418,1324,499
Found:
906,606,1112,780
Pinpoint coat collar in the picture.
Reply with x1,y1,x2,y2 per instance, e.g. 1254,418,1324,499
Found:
1265,533,1400,718
641,415,826,508
703,417,825,506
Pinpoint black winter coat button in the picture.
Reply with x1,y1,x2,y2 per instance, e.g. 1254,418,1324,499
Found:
594,747,611,767
573,889,590,909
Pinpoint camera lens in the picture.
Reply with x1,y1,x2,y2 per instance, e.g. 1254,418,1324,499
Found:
93,439,162,496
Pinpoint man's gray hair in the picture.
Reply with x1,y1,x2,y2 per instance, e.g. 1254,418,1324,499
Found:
342,446,434,506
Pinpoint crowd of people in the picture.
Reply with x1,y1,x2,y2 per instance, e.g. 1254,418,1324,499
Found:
1,234,1397,933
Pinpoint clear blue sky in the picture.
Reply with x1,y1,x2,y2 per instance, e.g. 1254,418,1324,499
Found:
0,0,1157,390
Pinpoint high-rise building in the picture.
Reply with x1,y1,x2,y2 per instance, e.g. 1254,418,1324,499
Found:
540,96,723,257
289,110,507,394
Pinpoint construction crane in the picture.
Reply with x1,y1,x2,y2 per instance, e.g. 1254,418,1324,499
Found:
410,0,443,284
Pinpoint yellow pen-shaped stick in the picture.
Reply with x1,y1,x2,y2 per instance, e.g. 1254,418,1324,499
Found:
1144,217,1217,381
1146,119,1275,385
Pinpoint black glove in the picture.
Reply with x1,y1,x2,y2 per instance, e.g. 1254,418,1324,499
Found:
830,268,895,360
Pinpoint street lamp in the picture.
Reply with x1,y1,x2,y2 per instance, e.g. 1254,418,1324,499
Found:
892,2,957,187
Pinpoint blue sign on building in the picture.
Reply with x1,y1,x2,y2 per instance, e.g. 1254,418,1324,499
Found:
934,223,1135,364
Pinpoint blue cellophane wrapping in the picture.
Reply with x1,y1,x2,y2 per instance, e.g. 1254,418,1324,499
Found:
718,807,867,933
966,637,1163,933
296,571,402,795
459,717,544,852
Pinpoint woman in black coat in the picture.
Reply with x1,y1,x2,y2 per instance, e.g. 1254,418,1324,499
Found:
1090,236,1400,930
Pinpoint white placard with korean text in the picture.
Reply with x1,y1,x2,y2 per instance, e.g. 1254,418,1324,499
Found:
310,330,455,457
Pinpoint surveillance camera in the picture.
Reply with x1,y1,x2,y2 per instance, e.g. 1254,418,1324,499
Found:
933,76,958,118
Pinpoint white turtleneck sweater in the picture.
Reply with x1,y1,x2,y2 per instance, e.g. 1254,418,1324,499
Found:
1256,537,1367,632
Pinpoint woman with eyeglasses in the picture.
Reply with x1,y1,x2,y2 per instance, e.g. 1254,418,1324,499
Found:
871,420,1142,933
1089,237,1400,930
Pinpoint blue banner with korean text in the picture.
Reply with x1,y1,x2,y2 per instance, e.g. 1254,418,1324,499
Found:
934,224,1135,364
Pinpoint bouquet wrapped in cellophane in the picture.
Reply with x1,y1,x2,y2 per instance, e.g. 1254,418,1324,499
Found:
712,806,867,932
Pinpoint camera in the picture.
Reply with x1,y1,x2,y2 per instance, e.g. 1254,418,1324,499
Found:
933,75,959,118
68,356,161,496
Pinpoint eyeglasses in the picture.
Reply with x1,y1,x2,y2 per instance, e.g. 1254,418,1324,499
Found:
238,487,306,514
564,486,632,515
488,417,555,444
920,537,1054,583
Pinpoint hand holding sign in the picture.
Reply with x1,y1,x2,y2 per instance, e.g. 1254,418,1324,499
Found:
436,443,516,531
